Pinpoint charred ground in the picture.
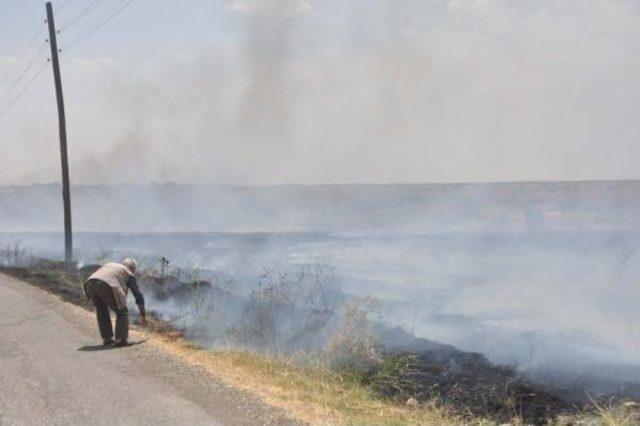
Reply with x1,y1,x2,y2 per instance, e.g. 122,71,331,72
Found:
4,259,639,424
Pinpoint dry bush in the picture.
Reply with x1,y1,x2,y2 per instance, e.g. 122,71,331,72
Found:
184,273,237,344
139,261,230,343
326,296,383,371
229,264,340,352
2,241,29,267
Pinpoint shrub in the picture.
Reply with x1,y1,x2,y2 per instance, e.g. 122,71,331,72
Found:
326,296,383,371
367,353,424,401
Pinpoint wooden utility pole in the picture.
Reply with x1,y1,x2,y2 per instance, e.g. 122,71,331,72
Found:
46,2,73,266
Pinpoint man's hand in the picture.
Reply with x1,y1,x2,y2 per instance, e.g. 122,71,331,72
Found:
137,303,147,326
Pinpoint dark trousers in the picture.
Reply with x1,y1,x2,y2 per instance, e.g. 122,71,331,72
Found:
85,279,128,342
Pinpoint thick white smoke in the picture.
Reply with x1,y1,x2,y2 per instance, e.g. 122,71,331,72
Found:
1,0,640,393
1,0,640,185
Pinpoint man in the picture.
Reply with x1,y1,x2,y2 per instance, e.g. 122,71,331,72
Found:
84,258,147,347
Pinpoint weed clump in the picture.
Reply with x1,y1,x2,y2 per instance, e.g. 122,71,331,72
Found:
326,296,383,371
366,353,425,402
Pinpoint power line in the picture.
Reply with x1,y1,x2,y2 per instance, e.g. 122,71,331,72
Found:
58,0,104,31
61,0,135,51
55,0,76,13
0,22,46,90
0,61,48,122
0,44,48,101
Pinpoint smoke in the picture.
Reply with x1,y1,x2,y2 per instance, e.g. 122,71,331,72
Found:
2,0,640,395
1,0,640,184
3,183,640,404
228,0,312,17
235,1,299,148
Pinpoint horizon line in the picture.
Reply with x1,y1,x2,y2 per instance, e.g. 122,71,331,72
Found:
2,177,640,188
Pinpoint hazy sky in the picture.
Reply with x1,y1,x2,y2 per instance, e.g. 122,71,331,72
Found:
1,0,639,185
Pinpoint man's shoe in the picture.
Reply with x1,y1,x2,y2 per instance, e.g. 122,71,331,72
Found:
103,339,114,346
114,340,131,347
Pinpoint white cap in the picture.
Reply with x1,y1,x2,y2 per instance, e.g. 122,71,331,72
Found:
121,258,138,273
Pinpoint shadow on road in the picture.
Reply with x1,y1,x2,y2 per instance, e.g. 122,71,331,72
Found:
78,340,147,351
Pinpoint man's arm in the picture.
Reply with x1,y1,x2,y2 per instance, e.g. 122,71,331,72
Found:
127,276,147,321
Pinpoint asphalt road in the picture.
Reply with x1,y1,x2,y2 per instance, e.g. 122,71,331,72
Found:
0,273,300,426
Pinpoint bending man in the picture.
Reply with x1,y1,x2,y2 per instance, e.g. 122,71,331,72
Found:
83,258,146,347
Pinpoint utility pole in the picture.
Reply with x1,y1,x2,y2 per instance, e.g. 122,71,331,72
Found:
46,2,73,266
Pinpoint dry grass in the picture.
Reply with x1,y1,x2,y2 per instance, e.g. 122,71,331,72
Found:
555,399,640,426
148,336,480,425
587,398,640,426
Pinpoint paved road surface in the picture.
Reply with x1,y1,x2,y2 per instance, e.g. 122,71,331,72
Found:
0,273,300,426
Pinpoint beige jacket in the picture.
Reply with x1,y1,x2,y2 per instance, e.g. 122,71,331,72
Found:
84,262,134,310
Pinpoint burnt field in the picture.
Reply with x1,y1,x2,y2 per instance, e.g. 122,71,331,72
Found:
3,251,640,424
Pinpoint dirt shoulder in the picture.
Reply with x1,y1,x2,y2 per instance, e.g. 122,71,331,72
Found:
0,272,302,426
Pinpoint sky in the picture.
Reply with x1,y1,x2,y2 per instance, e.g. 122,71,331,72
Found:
1,0,640,186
